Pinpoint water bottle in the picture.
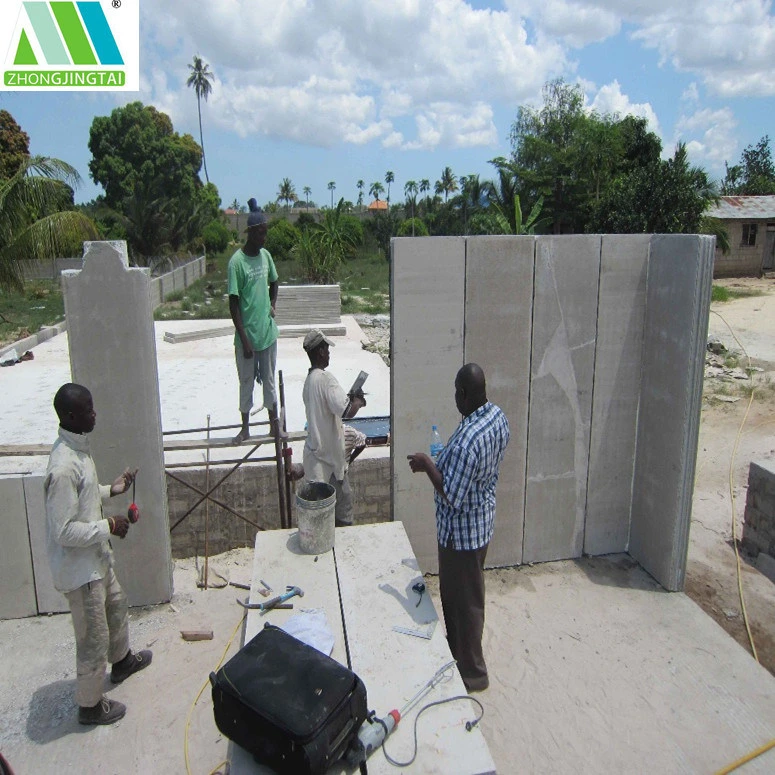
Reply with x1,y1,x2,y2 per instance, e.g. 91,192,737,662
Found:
429,425,444,462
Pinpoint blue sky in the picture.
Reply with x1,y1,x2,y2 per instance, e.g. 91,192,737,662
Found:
2,0,773,209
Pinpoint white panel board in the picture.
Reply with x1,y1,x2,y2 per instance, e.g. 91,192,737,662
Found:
524,236,601,563
391,237,466,573
585,235,649,555
464,236,534,568
0,476,37,618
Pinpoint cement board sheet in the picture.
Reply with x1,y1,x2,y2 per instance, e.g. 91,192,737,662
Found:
524,236,601,562
0,476,37,618
585,235,649,555
391,237,466,573
464,236,534,567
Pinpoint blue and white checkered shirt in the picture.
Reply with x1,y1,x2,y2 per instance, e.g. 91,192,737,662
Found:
434,402,510,551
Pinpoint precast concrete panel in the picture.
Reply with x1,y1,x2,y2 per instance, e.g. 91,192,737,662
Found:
584,235,649,555
62,242,173,606
0,477,37,618
630,235,714,591
524,236,601,563
391,237,465,573
464,236,534,567
23,475,69,613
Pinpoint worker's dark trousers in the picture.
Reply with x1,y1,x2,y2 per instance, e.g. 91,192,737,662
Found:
438,542,489,691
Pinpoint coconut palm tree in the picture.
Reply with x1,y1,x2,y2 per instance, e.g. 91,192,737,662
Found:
356,179,365,211
404,180,418,235
327,181,336,208
385,170,394,204
0,156,98,291
435,166,457,202
277,178,296,211
303,186,312,209
186,55,214,184
369,181,385,203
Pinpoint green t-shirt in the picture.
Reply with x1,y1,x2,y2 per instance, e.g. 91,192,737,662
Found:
227,247,279,351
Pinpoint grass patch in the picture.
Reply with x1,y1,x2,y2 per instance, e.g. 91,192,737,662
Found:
0,279,65,348
712,284,767,302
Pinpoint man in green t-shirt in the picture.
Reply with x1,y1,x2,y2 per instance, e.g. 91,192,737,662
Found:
228,208,280,443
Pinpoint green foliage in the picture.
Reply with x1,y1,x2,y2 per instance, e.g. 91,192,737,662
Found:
0,156,99,291
186,55,214,184
0,110,30,179
396,218,428,237
202,219,230,253
712,285,730,302
722,136,775,195
339,214,364,249
295,211,318,231
265,219,300,260
700,217,730,255
277,178,297,210
0,278,64,347
366,209,400,258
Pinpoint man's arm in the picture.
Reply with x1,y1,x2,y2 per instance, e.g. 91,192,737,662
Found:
229,295,253,358
407,453,448,501
269,280,278,318
45,470,111,547
343,392,366,419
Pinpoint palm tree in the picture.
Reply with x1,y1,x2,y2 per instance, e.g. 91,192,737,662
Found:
0,156,98,291
327,181,336,208
186,55,214,184
356,179,365,211
435,166,457,202
404,180,418,235
277,178,296,211
303,186,311,209
385,170,394,204
369,181,385,203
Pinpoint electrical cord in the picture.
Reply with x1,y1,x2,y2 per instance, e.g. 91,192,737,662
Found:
381,695,485,768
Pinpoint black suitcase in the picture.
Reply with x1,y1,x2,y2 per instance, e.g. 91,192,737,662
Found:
210,623,367,774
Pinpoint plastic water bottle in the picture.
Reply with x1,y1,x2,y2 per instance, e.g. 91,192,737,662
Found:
430,425,444,462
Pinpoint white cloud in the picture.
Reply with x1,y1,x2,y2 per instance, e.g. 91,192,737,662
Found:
675,107,738,171
403,103,498,151
588,80,662,136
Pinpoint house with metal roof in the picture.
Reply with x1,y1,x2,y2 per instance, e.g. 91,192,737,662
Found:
705,196,775,276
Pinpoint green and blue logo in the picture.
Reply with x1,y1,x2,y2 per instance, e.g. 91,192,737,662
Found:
1,0,139,91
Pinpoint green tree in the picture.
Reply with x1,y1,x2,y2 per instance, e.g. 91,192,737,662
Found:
385,170,394,204
327,181,336,208
722,136,775,195
0,110,30,179
186,55,214,184
369,181,385,202
277,178,297,211
265,218,300,260
0,156,98,291
435,166,458,201
397,217,428,237
404,180,418,233
356,179,364,210
303,186,311,208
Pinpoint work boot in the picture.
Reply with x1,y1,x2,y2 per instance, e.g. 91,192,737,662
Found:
110,649,153,684
78,697,126,726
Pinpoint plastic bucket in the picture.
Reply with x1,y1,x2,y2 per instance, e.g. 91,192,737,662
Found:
296,481,336,554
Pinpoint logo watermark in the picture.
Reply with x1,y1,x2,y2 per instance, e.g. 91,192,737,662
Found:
0,1,139,91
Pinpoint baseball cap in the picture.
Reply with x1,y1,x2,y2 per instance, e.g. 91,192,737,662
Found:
303,330,336,352
247,209,268,228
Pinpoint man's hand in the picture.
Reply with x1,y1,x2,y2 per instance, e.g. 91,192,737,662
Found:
270,304,276,318
242,339,254,358
407,452,432,474
110,468,138,496
109,516,130,539
349,389,367,409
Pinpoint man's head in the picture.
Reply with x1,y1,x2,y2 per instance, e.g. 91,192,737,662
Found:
245,208,268,250
53,383,96,434
454,363,487,417
247,197,259,212
304,330,335,369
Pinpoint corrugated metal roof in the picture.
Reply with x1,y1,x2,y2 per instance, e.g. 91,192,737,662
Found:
706,196,775,219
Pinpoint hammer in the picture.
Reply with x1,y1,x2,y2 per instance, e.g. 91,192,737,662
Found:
259,585,304,614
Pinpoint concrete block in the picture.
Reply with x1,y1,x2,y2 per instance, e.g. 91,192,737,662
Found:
63,241,173,606
756,552,775,583
630,235,715,591
524,235,601,563
585,235,649,555
391,237,466,573
0,477,37,618
464,235,534,567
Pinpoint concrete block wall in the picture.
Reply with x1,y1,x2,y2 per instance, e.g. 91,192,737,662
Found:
167,455,390,558
743,461,775,560
713,222,766,277
392,235,714,591
148,256,205,308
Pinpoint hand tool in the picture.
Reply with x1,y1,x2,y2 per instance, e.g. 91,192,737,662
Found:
258,585,304,614
127,475,139,523
237,598,294,610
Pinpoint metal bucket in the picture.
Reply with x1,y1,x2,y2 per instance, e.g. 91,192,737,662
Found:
296,481,336,554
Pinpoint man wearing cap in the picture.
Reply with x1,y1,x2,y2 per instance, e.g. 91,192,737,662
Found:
302,330,366,526
228,207,280,443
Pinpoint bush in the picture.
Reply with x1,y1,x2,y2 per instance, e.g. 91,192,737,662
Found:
396,218,429,237
339,215,364,251
265,219,300,260
202,219,230,253
295,212,317,231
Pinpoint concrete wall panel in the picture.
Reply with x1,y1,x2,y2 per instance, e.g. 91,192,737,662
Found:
23,475,69,613
0,477,37,618
630,235,714,590
62,242,173,606
585,235,649,555
391,237,465,573
524,236,601,563
464,236,534,567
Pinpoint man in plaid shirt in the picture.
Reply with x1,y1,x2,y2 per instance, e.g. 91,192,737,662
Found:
408,363,509,692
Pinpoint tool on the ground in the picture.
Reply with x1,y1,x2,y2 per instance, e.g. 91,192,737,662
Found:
127,475,140,524
237,598,293,610
258,585,304,614
229,581,251,591
392,621,437,640
345,659,456,767
412,581,426,607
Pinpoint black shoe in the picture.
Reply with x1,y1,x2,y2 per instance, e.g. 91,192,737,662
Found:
463,675,489,693
110,649,152,684
78,697,126,725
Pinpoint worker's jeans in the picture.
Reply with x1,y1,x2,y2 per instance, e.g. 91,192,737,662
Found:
235,340,277,414
438,542,489,691
330,472,353,526
65,568,129,707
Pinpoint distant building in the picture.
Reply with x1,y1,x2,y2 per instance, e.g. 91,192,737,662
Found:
706,196,775,276
367,199,388,212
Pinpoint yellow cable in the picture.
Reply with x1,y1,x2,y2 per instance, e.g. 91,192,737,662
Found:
714,738,775,774
709,310,758,662
184,611,246,775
